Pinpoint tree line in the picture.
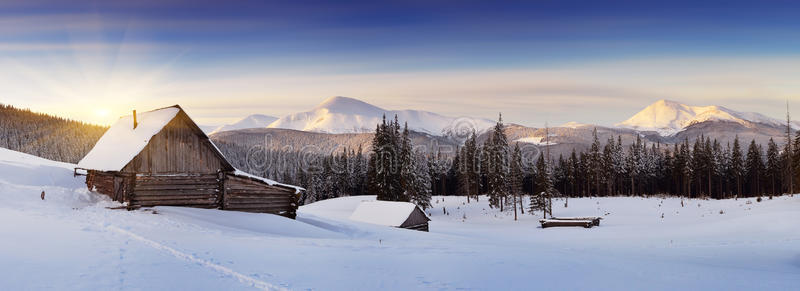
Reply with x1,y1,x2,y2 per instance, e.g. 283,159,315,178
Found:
0,103,107,163
545,130,800,200
217,113,800,216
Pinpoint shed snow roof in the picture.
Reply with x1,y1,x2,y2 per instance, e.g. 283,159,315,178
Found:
232,169,305,194
78,106,181,171
349,201,428,227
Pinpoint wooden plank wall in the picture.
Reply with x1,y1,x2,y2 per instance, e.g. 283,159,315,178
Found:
130,174,221,208
123,112,227,174
403,223,429,232
86,171,115,199
223,175,297,218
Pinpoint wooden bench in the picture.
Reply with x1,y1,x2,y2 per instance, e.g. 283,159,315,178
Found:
549,216,602,226
539,219,594,228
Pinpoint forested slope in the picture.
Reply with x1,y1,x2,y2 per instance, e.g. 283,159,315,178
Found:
0,104,107,163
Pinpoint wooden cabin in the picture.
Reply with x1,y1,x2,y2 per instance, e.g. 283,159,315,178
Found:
349,201,431,232
76,105,302,218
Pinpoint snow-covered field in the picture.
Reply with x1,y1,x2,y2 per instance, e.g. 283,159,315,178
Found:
1,147,799,290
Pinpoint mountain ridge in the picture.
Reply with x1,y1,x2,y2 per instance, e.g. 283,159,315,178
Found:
616,99,798,136
266,96,496,139
210,114,278,134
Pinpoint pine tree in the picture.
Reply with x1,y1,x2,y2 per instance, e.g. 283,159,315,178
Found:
487,114,509,210
368,115,403,202
681,139,693,197
589,128,602,196
399,123,414,202
704,138,714,197
567,149,578,197
766,138,781,196
353,145,367,196
428,149,449,197
626,135,644,196
602,137,615,196
510,144,524,220
785,102,794,194
723,142,733,198
464,131,480,202
730,136,744,197
613,136,627,195
530,154,553,218
409,151,433,209
712,139,727,199
578,152,589,196
480,138,491,195
647,143,662,196
793,131,800,193
322,155,338,200
335,148,351,197
745,139,764,197
555,154,568,207
368,118,389,200
691,137,705,198
449,148,462,196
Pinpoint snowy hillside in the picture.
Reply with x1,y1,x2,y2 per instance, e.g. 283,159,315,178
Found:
267,96,495,137
0,147,84,188
617,99,799,136
210,114,278,134
2,147,799,290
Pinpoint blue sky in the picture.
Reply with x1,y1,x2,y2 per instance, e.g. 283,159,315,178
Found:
1,0,799,126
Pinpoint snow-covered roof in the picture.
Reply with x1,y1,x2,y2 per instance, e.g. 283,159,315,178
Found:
349,201,428,227
232,169,305,194
78,106,181,171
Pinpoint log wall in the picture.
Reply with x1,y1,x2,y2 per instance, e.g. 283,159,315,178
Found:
86,170,115,198
223,175,297,218
129,174,221,209
403,223,429,232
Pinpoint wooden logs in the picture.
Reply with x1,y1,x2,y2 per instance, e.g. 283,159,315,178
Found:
539,219,595,228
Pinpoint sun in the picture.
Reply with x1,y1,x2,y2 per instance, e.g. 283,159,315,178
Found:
91,108,113,124
94,108,110,117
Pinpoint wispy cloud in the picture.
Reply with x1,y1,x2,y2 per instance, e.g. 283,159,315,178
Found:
109,55,800,126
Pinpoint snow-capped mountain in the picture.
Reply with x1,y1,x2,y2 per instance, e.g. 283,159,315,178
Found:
210,114,278,134
266,96,495,138
616,99,798,136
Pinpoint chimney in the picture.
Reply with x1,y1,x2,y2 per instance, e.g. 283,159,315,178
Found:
133,110,138,129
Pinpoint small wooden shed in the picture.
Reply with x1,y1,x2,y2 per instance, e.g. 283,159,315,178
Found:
76,105,302,218
349,201,431,232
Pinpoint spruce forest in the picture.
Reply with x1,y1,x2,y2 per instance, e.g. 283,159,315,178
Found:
0,104,107,163
217,113,800,212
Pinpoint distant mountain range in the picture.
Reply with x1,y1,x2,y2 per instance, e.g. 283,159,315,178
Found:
212,97,798,138
263,96,495,139
209,114,278,135
503,99,798,156
208,97,798,158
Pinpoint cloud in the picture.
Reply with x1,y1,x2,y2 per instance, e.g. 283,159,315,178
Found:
3,53,800,127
